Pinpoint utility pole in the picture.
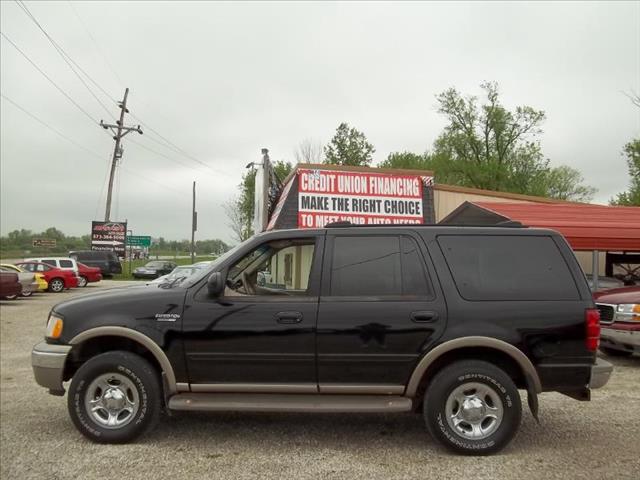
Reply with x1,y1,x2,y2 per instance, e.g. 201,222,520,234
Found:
101,88,143,222
191,181,197,264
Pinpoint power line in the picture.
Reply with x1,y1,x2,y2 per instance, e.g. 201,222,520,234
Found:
0,30,100,125
1,93,186,196
66,0,126,89
15,0,116,120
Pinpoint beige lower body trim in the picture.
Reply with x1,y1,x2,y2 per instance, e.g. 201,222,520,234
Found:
318,384,404,395
190,383,318,393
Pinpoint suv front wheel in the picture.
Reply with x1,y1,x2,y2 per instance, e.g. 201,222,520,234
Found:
68,350,161,443
423,360,522,455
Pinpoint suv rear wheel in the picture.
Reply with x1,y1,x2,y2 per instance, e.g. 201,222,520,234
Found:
423,360,522,455
67,350,161,443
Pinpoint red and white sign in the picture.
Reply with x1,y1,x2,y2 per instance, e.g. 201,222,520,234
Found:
297,169,429,228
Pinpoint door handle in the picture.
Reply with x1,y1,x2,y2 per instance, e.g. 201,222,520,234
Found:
411,311,439,323
275,311,303,324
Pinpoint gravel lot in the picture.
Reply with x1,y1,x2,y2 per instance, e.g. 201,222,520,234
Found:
1,282,639,479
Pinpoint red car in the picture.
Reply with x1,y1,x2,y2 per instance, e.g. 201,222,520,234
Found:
0,272,22,299
16,262,79,293
594,286,640,357
77,262,102,287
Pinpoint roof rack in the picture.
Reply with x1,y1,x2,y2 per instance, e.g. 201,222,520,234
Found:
323,221,526,228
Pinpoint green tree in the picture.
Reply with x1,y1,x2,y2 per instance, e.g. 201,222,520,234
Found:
379,151,431,170
611,139,640,206
324,122,375,166
430,82,594,201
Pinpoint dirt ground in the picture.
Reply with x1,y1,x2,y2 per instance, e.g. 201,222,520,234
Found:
1,282,639,479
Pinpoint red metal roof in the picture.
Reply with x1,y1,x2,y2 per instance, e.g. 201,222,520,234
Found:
473,202,640,251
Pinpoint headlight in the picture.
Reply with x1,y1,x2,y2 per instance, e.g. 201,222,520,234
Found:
615,304,640,322
46,313,64,339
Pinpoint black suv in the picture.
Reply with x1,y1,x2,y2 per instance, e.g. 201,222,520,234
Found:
69,250,122,276
33,225,612,454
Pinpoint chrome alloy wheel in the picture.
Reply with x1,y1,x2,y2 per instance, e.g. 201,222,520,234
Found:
445,382,504,440
50,279,64,292
84,373,140,429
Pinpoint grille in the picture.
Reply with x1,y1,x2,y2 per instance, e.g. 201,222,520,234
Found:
596,304,615,324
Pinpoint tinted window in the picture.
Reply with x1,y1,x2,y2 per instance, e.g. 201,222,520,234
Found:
437,235,579,301
401,237,433,298
331,236,402,296
42,259,56,267
59,260,73,268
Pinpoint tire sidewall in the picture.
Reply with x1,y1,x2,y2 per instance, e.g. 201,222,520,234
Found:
68,352,159,443
425,362,521,455
50,279,64,292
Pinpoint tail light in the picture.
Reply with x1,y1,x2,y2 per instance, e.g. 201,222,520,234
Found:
585,308,600,352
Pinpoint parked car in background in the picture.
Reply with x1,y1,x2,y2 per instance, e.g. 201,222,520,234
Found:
2,264,49,292
0,272,22,299
69,250,122,276
26,257,80,278
148,264,209,285
133,261,177,279
594,286,640,357
16,262,79,292
586,274,625,291
76,263,103,287
0,265,38,298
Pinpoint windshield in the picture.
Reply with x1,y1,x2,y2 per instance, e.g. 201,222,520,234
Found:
145,261,165,268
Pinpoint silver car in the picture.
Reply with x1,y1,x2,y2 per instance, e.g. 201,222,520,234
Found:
0,266,37,298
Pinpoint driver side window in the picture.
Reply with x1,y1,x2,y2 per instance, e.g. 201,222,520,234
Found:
225,239,316,297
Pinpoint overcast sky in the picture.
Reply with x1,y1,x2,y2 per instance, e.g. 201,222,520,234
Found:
1,1,638,243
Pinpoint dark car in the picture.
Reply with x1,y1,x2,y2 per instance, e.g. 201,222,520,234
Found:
31,224,611,455
594,286,639,357
69,250,122,276
132,261,177,279
0,272,22,299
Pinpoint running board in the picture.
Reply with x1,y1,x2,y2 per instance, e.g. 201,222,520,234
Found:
168,393,412,413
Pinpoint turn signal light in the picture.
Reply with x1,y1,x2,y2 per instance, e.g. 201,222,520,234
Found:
46,314,64,339
585,308,600,352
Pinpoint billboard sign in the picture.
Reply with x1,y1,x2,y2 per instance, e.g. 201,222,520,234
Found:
91,221,127,256
297,168,432,228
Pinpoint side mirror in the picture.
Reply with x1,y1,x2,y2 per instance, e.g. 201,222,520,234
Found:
207,271,224,297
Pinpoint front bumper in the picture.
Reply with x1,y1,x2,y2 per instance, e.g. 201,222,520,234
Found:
133,271,158,279
601,326,640,352
589,357,613,389
32,341,71,395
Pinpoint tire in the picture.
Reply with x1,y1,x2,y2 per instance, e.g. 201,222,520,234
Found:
423,360,522,455
67,351,161,444
599,346,633,357
78,276,88,288
4,294,18,300
48,278,65,293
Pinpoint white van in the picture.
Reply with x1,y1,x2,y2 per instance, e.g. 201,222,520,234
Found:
26,257,80,276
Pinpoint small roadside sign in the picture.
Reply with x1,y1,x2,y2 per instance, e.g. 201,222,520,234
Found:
126,235,152,247
32,239,56,248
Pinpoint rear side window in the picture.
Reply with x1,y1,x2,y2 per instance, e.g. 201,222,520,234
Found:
42,259,56,267
330,236,433,298
437,235,579,301
59,260,73,268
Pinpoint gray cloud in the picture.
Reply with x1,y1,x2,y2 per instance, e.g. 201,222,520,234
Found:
1,1,638,242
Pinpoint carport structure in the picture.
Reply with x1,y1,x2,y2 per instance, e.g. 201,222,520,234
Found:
440,201,640,290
